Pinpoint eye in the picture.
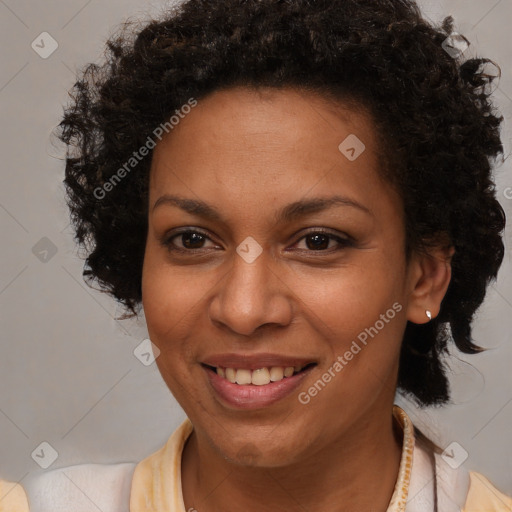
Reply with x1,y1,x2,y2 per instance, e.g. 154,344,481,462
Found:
162,229,218,252
161,228,353,254
292,230,353,252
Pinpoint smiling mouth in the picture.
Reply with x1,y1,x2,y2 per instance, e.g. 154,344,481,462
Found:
202,363,316,386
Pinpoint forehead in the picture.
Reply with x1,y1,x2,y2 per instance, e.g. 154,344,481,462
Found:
153,86,375,150
149,86,392,214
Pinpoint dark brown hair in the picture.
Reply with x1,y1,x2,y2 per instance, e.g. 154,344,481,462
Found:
58,0,505,407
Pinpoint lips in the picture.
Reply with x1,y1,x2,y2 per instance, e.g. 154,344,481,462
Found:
201,353,317,409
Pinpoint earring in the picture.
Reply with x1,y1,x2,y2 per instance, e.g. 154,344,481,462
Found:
426,310,432,320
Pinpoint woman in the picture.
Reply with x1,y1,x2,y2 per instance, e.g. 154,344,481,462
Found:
1,0,510,510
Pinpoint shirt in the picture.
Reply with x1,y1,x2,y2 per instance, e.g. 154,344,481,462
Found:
1,405,511,511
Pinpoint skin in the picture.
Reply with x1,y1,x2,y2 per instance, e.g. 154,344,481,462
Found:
141,86,453,512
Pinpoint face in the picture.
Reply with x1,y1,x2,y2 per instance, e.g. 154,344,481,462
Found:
142,86,417,467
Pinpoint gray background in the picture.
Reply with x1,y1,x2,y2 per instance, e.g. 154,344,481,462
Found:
1,0,511,497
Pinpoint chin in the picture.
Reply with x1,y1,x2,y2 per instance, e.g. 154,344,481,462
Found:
214,434,303,468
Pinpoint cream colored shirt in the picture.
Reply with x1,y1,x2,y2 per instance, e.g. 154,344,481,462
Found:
1,405,511,511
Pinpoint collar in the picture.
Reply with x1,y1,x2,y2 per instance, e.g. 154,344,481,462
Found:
387,405,415,512
130,404,469,511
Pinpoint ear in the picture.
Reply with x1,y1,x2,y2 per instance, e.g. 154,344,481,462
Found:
406,245,455,324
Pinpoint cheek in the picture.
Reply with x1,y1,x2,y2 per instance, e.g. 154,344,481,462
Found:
294,259,405,333
141,253,204,398
291,257,407,395
298,272,405,408
141,251,188,362
142,246,212,335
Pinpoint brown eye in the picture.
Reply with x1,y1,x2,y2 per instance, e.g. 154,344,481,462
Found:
305,233,330,250
293,230,353,252
179,232,207,249
162,229,216,252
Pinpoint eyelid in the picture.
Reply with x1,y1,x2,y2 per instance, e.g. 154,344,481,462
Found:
289,228,354,251
294,227,352,241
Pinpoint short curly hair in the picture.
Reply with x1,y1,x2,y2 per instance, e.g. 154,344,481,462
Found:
58,0,505,407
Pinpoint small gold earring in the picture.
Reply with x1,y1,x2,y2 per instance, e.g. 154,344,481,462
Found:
426,310,432,320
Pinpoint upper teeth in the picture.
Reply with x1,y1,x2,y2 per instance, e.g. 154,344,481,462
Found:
216,366,304,385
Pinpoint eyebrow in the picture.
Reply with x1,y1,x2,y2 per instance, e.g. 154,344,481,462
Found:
152,194,372,223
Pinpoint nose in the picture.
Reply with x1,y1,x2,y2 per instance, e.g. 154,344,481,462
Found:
208,249,294,337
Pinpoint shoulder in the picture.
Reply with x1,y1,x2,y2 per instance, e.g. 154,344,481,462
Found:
1,462,136,512
0,478,30,512
130,418,193,510
0,420,192,512
408,439,512,512
432,450,512,512
462,471,512,512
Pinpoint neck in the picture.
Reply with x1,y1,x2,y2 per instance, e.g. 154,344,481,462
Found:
182,404,404,512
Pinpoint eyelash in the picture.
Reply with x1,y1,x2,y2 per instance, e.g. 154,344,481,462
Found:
160,228,354,255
